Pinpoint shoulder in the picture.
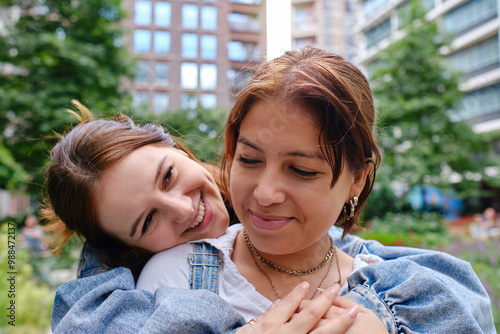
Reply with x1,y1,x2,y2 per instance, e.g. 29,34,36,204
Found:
344,252,494,333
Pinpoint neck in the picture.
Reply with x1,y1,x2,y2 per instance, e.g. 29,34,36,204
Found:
242,229,333,274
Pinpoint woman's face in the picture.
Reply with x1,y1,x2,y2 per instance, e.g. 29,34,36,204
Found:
230,99,365,255
96,144,229,253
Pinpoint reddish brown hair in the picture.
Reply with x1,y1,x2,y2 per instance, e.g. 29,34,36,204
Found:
221,46,381,234
42,101,198,277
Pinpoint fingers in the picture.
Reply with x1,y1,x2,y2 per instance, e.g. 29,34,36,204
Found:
310,305,359,334
285,283,342,333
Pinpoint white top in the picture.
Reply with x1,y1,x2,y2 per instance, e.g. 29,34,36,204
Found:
137,224,383,321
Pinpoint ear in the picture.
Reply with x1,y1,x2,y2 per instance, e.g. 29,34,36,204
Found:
348,163,372,200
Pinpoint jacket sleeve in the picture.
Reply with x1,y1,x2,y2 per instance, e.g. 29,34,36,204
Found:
52,266,245,333
343,245,495,334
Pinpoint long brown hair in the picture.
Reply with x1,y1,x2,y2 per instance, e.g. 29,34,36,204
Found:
221,46,381,235
42,101,201,278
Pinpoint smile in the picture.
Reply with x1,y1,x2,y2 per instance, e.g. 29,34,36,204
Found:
250,211,292,231
188,197,205,229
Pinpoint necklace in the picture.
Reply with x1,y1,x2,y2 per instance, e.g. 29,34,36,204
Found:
243,229,335,275
244,230,342,299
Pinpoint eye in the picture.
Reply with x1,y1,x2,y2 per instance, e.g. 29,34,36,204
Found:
290,166,319,179
237,155,260,165
142,210,155,234
163,166,173,188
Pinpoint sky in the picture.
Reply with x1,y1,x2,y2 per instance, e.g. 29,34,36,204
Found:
266,0,291,60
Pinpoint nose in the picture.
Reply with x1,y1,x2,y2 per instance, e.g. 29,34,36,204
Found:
253,167,286,206
159,193,195,224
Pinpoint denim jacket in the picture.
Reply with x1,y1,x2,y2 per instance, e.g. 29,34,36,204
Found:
51,228,495,333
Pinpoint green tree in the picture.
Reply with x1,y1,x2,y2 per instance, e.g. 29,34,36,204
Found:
0,0,135,194
136,106,228,164
366,0,498,218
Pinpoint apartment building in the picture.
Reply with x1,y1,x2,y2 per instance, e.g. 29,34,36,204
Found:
121,0,266,113
354,0,500,140
290,0,356,60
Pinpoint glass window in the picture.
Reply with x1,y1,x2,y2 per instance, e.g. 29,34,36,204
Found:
154,62,169,86
200,94,217,109
134,29,151,53
181,94,198,110
363,0,390,18
293,37,316,50
294,3,316,30
154,31,171,54
155,2,171,27
453,82,500,121
153,92,169,114
201,35,217,60
182,33,199,59
447,37,499,77
200,64,217,90
133,91,149,107
228,13,260,33
365,18,391,48
444,0,497,36
181,63,198,89
201,6,217,31
182,4,199,30
135,1,152,26
227,41,259,62
134,61,149,84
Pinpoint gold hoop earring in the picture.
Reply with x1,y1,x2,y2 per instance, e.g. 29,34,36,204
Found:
344,196,358,220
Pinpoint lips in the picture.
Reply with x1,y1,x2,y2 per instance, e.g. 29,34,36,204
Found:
250,211,292,231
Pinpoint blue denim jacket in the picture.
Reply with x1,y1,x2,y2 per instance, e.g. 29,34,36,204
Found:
51,243,245,333
51,228,495,333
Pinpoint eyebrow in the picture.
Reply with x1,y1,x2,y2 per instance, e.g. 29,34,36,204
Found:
237,137,324,160
129,153,168,238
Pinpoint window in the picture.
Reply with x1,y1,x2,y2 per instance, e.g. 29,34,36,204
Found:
200,94,217,109
447,37,499,77
134,30,151,53
153,93,169,113
365,18,391,48
181,63,198,89
135,1,152,26
444,0,497,36
154,31,171,54
201,6,217,31
453,82,500,121
200,64,217,90
133,91,149,107
363,0,390,18
181,94,198,109
182,33,199,59
134,61,149,84
228,41,259,62
228,13,260,33
155,2,171,27
294,3,316,30
227,68,253,92
201,35,217,60
182,4,199,30
154,62,169,86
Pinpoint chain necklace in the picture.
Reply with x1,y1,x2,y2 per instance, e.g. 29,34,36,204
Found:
244,229,342,299
243,229,335,275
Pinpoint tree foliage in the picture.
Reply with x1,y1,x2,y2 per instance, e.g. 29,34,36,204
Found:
366,0,498,217
0,0,134,194
135,107,228,164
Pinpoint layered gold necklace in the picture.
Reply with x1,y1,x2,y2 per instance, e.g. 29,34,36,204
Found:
243,229,341,299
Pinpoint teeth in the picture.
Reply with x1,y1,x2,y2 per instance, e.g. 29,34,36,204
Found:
190,198,205,229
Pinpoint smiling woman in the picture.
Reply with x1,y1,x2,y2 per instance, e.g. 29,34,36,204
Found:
42,101,229,277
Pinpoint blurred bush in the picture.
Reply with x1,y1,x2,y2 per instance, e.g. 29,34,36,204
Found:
358,211,451,248
0,222,53,333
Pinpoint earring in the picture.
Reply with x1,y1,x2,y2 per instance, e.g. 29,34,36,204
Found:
344,196,359,220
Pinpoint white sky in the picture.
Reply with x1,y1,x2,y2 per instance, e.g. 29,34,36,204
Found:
266,0,291,60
